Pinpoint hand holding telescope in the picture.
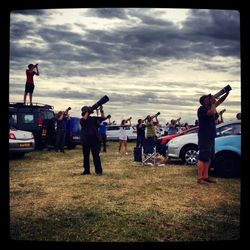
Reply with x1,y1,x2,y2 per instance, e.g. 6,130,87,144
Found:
64,107,71,115
81,95,109,115
125,117,132,123
210,85,232,99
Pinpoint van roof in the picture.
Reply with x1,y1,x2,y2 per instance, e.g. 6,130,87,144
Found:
9,102,54,110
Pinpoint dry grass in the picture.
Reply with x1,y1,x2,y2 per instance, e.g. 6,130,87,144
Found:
9,141,241,242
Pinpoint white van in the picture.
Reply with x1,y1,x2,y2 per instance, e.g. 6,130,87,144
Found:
106,125,137,141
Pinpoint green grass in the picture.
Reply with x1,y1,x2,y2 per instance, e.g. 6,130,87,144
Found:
9,142,240,242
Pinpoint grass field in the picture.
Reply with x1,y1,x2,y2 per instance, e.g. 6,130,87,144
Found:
9,141,241,242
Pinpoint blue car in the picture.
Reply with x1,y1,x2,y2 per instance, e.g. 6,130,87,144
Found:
65,117,81,149
210,135,241,178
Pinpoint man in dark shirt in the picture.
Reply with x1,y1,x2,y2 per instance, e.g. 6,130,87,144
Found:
55,110,69,153
80,105,106,176
197,91,229,184
136,119,146,148
99,121,108,152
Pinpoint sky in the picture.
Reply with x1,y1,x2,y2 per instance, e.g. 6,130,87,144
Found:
9,8,241,125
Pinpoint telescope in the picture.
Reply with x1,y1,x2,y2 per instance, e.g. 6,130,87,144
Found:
81,95,109,114
213,85,232,99
64,107,71,115
125,117,132,122
219,109,226,115
150,112,160,119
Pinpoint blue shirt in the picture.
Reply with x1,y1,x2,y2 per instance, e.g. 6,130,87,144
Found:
197,106,216,140
99,122,107,134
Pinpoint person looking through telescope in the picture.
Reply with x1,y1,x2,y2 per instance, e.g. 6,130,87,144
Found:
118,117,132,155
80,105,107,176
168,117,181,135
145,113,159,142
55,107,71,153
197,90,230,184
24,63,39,105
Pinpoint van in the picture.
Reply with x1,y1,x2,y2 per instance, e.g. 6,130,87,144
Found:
9,102,55,149
9,102,81,149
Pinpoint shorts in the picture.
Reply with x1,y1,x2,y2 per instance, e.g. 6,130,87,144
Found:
119,135,127,141
198,138,215,162
25,83,35,94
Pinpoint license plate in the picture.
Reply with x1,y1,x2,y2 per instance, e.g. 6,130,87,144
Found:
19,143,31,148
73,136,80,140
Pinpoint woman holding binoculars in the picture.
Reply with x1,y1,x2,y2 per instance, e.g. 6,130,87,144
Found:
118,117,132,155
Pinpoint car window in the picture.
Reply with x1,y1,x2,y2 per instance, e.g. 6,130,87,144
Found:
9,113,18,125
217,123,241,136
44,110,55,119
21,114,34,124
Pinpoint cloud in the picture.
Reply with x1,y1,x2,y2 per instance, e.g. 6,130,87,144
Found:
9,8,241,124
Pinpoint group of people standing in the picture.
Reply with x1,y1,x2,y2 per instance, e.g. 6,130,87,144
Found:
21,62,234,184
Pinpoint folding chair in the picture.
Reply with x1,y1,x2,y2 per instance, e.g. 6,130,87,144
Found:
142,138,160,166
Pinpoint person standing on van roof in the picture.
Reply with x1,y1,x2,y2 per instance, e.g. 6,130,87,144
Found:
24,63,39,105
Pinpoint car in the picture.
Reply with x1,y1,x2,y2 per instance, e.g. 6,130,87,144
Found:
9,102,55,149
9,128,35,158
65,117,81,148
210,134,241,178
157,126,199,145
106,125,137,141
167,120,241,165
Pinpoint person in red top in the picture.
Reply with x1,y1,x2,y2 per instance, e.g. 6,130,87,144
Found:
24,63,39,105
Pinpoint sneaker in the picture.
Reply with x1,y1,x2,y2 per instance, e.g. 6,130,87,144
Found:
197,179,209,185
95,173,102,176
203,177,217,183
125,152,128,155
81,171,91,175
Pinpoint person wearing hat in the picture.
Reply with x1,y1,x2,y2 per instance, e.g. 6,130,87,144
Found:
24,63,39,105
197,91,229,184
80,105,106,176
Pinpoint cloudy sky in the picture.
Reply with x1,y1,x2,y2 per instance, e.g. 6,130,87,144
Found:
9,8,241,125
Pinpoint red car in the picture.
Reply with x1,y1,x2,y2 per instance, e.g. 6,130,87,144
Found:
158,126,199,145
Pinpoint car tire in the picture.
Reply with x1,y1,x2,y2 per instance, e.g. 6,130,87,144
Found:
213,151,240,178
181,145,198,165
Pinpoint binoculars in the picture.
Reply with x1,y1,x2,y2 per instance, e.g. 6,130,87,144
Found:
81,95,109,114
212,85,232,99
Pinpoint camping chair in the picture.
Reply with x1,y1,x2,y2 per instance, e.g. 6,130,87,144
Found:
142,138,161,166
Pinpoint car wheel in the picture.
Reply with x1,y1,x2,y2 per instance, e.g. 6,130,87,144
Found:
213,151,240,178
181,145,198,165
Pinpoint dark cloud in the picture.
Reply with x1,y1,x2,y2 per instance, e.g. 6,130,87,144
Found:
9,9,240,78
11,9,47,16
86,8,128,19
9,9,241,123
